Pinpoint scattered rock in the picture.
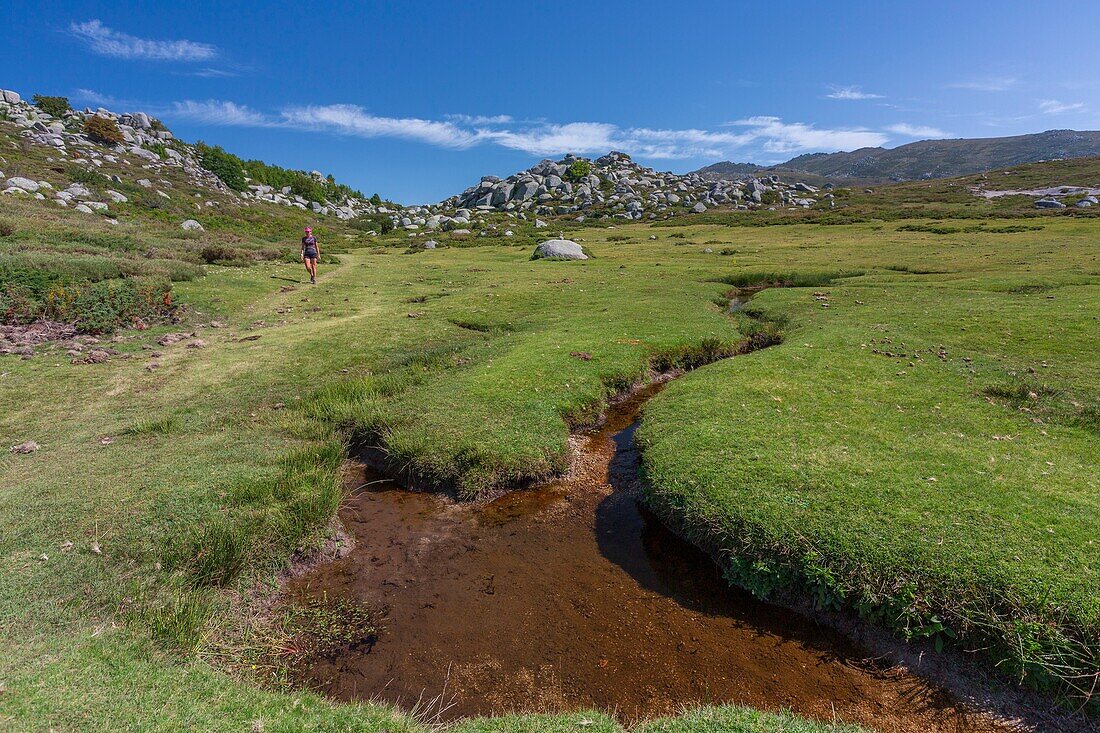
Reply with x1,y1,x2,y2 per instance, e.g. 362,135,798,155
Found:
570,351,593,361
186,339,207,349
74,349,111,364
180,219,204,232
10,441,40,454
1035,197,1066,209
157,332,191,346
4,176,39,193
533,239,588,260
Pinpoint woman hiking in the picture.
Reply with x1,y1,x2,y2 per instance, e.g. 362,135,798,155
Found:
301,227,319,284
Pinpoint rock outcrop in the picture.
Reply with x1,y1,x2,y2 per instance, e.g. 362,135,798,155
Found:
0,88,400,224
532,239,588,260
412,152,821,230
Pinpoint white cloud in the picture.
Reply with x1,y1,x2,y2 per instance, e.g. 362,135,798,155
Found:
886,123,952,139
1038,99,1085,115
188,68,239,78
445,114,514,125
478,123,758,159
280,104,482,148
171,100,270,126
947,77,1016,92
731,117,888,153
73,88,118,107
826,86,883,100
69,19,216,61
160,98,897,159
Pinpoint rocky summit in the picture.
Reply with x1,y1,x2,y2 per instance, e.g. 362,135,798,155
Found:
2,86,830,234
0,88,395,223
387,152,825,233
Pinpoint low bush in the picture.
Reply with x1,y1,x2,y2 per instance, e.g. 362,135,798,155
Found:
42,277,172,333
564,159,592,183
32,94,72,118
84,115,124,146
196,143,247,191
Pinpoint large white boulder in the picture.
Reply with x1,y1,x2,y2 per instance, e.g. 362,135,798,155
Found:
5,177,39,192
533,239,588,260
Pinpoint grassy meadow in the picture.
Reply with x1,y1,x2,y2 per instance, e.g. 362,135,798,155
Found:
1,152,1099,731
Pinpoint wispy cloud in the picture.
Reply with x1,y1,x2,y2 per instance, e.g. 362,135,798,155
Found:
886,123,952,139
158,98,900,159
730,117,888,153
947,77,1016,92
187,68,239,78
445,113,514,125
73,88,119,107
1038,99,1085,115
69,19,217,61
476,123,753,159
281,104,482,148
826,85,884,101
171,100,271,126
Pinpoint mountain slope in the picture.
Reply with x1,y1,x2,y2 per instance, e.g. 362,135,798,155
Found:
696,129,1100,184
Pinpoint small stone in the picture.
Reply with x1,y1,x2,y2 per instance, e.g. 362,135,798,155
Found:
186,339,206,349
10,441,39,454
60,540,74,552
90,542,102,555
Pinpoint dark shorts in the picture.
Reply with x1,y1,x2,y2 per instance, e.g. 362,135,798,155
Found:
303,248,318,260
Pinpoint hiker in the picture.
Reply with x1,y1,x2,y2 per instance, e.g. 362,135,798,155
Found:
301,227,319,284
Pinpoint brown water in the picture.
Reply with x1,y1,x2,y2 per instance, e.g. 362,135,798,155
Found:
285,380,1030,731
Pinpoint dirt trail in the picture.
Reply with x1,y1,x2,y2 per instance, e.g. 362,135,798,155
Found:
287,382,1027,732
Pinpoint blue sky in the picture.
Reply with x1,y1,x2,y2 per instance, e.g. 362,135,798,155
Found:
6,1,1100,203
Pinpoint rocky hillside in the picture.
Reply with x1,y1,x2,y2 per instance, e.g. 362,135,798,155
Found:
696,129,1100,185
0,88,397,224
399,152,826,232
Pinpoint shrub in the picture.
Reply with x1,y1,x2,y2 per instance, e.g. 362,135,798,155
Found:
565,159,592,183
196,143,247,191
351,214,394,234
199,244,255,266
43,277,172,333
84,115,124,146
32,94,72,118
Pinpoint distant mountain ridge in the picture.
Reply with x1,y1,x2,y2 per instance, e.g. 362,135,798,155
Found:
695,129,1100,184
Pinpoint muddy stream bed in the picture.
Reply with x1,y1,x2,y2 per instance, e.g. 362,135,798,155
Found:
284,372,1042,731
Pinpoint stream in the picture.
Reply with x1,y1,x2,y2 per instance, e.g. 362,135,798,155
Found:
286,377,1018,731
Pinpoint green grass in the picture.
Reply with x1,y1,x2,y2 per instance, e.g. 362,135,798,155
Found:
2,138,1099,728
0,216,885,730
635,222,1100,702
